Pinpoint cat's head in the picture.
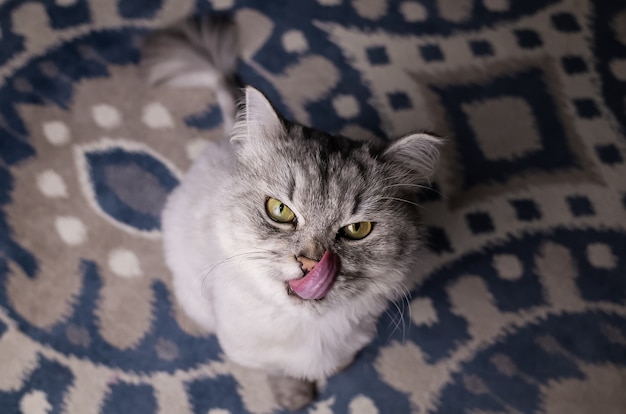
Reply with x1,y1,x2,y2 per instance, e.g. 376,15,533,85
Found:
214,87,440,314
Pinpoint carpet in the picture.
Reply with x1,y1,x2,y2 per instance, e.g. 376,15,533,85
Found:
1,0,625,413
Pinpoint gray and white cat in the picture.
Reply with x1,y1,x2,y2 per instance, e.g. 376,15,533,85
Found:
143,16,440,410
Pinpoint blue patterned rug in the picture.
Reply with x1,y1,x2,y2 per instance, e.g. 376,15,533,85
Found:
1,0,626,413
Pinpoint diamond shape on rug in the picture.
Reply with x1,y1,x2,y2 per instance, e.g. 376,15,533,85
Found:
412,56,602,207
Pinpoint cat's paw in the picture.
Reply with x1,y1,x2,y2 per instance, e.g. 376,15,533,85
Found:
268,374,316,411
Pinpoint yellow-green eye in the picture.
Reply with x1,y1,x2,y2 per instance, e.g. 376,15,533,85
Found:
341,222,373,240
265,198,296,223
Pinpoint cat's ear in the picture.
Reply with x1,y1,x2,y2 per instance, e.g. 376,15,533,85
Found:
230,86,284,147
382,133,442,183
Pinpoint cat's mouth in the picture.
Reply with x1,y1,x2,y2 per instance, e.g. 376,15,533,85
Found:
286,251,340,300
286,283,298,297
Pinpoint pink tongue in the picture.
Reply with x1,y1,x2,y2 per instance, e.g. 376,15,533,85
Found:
289,251,340,300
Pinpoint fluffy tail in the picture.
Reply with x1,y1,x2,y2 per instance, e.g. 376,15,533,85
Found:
141,15,241,132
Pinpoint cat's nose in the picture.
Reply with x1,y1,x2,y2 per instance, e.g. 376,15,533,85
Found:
296,256,318,273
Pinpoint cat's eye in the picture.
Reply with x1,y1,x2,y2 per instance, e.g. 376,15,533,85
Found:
341,222,373,240
265,198,296,223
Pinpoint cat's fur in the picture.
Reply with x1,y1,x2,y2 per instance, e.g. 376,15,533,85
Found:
143,16,440,410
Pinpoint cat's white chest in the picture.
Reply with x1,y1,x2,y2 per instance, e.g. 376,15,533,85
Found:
211,275,374,380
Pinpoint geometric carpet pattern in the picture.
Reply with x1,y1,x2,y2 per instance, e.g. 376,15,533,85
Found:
1,0,625,413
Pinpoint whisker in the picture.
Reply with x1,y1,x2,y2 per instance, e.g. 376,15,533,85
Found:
173,250,274,331
193,251,262,284
368,279,405,341
382,183,446,199
398,282,413,341
194,250,276,298
390,295,406,343
383,183,431,191
377,196,424,209
379,173,415,183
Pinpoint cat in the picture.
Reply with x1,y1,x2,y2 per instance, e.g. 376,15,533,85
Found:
142,15,440,411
